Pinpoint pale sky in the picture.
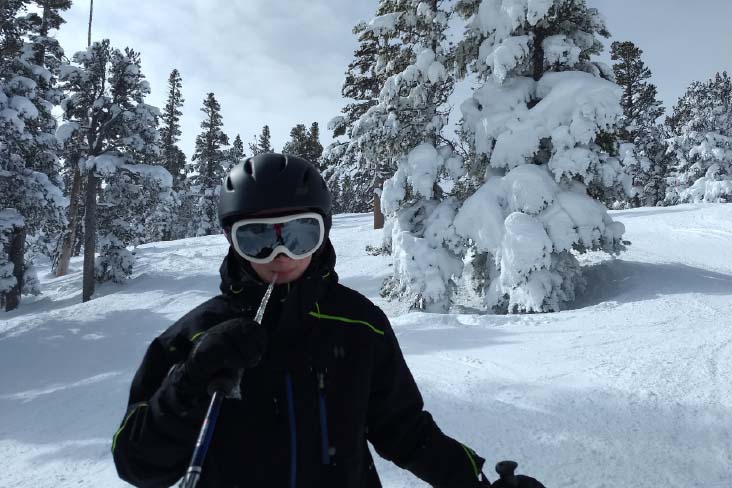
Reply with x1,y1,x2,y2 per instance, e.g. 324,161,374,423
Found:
54,0,732,160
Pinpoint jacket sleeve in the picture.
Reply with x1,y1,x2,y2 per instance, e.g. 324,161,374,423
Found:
366,314,487,487
111,336,208,488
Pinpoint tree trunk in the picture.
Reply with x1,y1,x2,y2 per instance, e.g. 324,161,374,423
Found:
87,0,94,47
82,172,97,302
54,166,82,276
532,27,546,82
373,191,384,230
373,173,385,230
4,224,25,312
33,3,49,67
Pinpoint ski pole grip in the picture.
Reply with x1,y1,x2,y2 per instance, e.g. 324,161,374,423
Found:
206,373,239,397
496,460,519,487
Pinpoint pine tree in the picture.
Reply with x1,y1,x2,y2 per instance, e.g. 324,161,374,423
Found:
445,0,627,313
188,92,230,236
58,40,164,295
611,40,666,207
339,7,411,137
352,0,459,312
322,0,414,216
665,72,732,203
0,0,69,308
160,69,186,189
249,124,273,155
229,134,245,164
282,123,310,156
281,122,324,165
307,122,323,165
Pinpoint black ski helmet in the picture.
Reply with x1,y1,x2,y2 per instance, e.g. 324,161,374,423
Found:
218,153,332,235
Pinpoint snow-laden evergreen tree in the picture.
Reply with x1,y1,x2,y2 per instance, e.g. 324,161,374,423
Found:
437,0,627,314
323,1,415,215
0,209,25,311
0,0,68,305
95,165,173,282
352,0,459,311
188,92,230,236
159,69,186,190
665,72,732,203
321,141,374,214
58,40,167,287
249,124,273,155
229,134,245,165
611,40,667,207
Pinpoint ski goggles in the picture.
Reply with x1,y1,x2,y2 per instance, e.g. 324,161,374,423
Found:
229,212,325,264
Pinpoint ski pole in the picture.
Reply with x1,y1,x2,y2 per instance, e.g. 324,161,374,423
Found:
179,274,278,488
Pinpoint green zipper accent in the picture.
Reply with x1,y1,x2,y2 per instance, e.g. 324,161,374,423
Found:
461,444,479,478
308,310,384,336
112,402,148,453
190,331,205,342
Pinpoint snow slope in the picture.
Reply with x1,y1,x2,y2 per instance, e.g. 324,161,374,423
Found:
1,204,731,487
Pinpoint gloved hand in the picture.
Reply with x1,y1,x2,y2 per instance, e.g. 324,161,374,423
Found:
173,317,267,398
490,461,546,488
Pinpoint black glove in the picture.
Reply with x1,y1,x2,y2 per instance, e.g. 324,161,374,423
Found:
173,318,267,399
490,461,546,488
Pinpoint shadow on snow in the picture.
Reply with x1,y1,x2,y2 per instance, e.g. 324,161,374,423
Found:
570,259,732,309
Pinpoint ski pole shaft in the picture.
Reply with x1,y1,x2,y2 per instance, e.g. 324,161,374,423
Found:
179,274,278,488
179,390,225,488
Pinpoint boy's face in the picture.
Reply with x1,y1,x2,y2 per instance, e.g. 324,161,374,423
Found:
225,206,317,284
249,253,312,284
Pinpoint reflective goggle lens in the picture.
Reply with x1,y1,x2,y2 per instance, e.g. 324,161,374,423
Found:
232,213,323,262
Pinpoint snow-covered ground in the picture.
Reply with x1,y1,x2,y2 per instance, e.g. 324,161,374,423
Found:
1,204,731,488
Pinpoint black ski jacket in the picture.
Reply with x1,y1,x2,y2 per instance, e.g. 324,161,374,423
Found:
112,240,487,487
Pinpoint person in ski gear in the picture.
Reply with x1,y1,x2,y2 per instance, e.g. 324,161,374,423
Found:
112,153,545,488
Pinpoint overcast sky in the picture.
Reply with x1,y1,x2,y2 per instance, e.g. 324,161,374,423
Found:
55,0,732,160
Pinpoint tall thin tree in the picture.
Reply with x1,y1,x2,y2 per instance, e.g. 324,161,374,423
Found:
610,40,666,206
249,125,273,155
160,69,186,189
82,0,96,301
230,134,245,164
188,93,229,236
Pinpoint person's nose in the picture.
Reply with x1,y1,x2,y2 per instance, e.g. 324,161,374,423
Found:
272,252,291,262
